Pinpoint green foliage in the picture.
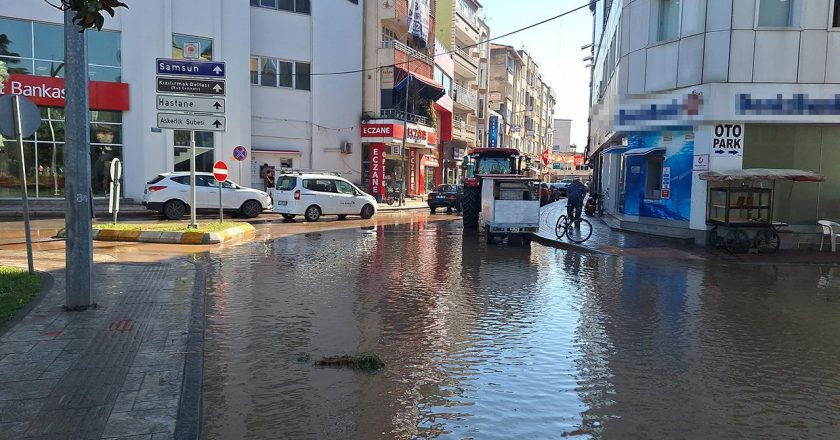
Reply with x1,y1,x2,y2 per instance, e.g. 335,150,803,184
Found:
0,60,8,83
59,0,128,31
313,353,386,371
418,99,437,129
0,266,42,328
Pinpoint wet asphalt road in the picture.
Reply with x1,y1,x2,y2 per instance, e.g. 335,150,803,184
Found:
199,216,840,439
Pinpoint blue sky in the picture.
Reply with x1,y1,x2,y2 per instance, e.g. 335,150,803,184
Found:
480,0,593,150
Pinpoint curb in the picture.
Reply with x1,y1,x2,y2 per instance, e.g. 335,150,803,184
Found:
530,233,613,256
92,223,256,245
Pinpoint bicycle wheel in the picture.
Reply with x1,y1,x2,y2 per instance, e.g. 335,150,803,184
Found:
755,229,781,254
724,229,751,254
555,215,568,239
566,218,593,243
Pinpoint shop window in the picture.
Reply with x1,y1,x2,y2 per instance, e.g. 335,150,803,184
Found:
757,0,794,27
172,34,212,60
174,131,214,173
656,0,680,42
645,155,664,199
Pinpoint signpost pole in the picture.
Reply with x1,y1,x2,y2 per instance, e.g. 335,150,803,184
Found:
219,180,223,224
189,130,197,228
13,95,34,275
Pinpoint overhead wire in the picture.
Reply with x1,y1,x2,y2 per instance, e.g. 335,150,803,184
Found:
296,0,599,77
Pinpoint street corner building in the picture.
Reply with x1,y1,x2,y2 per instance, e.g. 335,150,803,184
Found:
0,0,364,201
586,0,840,247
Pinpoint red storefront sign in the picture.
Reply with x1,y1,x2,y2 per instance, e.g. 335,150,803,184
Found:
362,124,396,137
409,152,417,195
361,122,435,146
0,74,130,111
574,155,585,166
369,143,386,199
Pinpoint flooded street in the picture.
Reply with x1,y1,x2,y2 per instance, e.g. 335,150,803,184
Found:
201,218,840,439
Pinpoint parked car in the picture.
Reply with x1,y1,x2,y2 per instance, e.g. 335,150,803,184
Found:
143,172,272,220
427,184,463,214
272,173,377,222
548,182,568,199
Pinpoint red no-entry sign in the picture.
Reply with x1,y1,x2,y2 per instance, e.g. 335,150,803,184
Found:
213,161,228,182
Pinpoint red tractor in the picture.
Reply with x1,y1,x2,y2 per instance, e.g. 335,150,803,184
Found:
461,148,531,229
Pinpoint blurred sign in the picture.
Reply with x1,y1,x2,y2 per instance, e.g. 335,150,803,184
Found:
661,166,671,199
488,115,499,147
693,154,710,171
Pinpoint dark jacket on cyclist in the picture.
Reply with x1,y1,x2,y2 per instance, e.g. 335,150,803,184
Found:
567,180,587,206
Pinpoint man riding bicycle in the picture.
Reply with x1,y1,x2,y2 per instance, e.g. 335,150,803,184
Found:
566,177,587,225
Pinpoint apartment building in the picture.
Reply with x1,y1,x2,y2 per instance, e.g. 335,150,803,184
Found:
361,0,444,199
475,17,491,149
588,0,840,244
435,0,483,165
488,44,524,150
0,0,363,201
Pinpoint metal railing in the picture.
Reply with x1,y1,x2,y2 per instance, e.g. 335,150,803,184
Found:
380,108,429,126
382,40,433,66
452,83,477,110
453,116,477,138
454,45,478,68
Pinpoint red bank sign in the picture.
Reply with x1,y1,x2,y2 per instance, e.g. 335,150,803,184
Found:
0,74,130,111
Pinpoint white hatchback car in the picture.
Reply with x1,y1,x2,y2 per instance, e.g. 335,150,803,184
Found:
272,173,377,221
143,172,272,220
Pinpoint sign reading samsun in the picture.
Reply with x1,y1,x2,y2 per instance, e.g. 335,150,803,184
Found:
0,74,130,111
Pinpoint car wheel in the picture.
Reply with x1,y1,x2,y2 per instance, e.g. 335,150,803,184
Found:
304,205,321,222
281,214,296,220
240,200,262,218
337,215,348,221
360,204,375,219
162,199,186,220
430,207,437,214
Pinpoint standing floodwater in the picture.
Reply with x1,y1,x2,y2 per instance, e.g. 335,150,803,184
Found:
201,219,840,439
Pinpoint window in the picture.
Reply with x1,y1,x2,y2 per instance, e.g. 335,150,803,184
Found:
336,180,356,195
251,56,310,90
645,156,664,199
0,18,121,81
478,99,485,118
506,56,514,73
834,0,840,27
434,67,452,96
303,179,337,193
174,131,215,173
276,175,297,190
657,0,680,42
382,27,398,44
250,0,310,14
172,34,212,60
758,0,793,27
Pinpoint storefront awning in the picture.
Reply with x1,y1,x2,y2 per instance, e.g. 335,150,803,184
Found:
624,147,665,156
394,68,446,101
601,146,627,154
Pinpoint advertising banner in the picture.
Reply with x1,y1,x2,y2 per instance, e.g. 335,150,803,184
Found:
488,115,499,147
407,0,431,45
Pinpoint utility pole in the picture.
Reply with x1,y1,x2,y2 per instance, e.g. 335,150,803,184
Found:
63,9,94,309
399,58,411,207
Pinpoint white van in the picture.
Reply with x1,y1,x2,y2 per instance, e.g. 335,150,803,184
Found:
272,173,378,221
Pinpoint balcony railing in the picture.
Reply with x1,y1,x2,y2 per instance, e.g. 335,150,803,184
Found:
454,45,478,68
453,116,476,140
382,40,434,66
380,108,429,126
452,83,477,110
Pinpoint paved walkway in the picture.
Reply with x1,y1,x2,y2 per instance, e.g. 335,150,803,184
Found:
0,260,200,439
536,200,840,264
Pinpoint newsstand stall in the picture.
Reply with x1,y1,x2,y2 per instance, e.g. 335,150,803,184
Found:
701,169,825,254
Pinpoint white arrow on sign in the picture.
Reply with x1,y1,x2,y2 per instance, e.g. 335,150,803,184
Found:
156,95,226,114
212,84,223,93
213,66,223,75
157,113,226,131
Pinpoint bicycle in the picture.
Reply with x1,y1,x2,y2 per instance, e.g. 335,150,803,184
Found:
555,212,593,243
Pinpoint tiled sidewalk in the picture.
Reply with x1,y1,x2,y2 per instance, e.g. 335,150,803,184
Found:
0,261,199,439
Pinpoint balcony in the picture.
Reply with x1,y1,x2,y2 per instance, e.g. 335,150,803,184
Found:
453,45,478,77
452,115,476,143
452,83,477,110
454,5,480,44
379,109,430,126
380,40,434,79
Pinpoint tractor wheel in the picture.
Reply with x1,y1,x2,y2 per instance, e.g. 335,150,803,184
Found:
462,186,480,229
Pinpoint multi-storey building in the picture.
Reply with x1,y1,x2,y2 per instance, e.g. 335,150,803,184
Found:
550,118,589,181
435,0,483,171
475,17,491,149
361,0,445,199
0,0,364,201
488,44,524,150
588,0,840,245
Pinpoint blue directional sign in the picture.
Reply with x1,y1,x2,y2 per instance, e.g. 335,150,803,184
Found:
156,58,226,78
233,146,248,161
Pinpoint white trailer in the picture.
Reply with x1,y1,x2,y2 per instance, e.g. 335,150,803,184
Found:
481,176,541,244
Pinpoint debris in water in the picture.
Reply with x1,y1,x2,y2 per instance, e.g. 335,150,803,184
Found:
314,353,385,371
296,353,311,363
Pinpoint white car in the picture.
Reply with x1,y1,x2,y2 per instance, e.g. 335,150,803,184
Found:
272,173,377,221
143,172,272,220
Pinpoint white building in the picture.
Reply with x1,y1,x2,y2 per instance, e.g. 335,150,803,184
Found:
0,0,363,201
588,0,840,245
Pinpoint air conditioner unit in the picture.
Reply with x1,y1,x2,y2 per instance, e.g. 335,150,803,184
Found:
340,142,352,154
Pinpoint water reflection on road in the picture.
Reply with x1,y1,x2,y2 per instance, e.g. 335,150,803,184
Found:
201,219,840,439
